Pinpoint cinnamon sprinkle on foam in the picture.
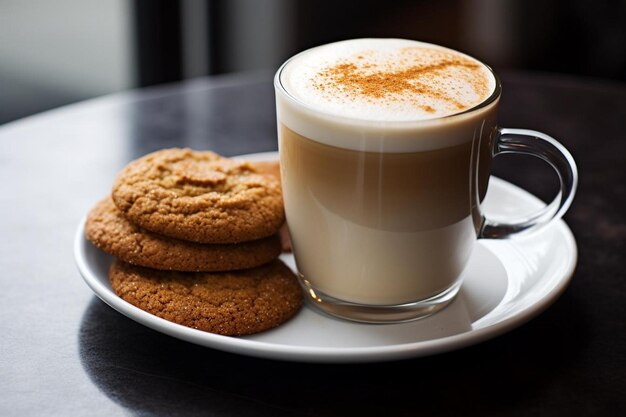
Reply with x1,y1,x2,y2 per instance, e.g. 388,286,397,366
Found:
311,47,491,116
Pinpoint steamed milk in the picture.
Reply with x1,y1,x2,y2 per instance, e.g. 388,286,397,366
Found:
276,39,498,305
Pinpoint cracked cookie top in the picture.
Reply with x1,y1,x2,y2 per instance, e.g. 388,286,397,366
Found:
111,148,285,243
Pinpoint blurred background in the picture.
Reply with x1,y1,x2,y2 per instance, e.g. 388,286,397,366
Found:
1,0,625,125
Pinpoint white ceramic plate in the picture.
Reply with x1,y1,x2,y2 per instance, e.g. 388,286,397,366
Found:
75,152,577,363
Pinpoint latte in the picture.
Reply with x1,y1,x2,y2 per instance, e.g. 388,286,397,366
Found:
276,39,499,308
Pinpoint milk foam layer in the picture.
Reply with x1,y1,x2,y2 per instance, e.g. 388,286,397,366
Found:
276,39,499,152
280,39,496,122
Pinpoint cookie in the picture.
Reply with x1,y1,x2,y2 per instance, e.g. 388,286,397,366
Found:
111,148,284,244
109,259,303,336
85,197,281,272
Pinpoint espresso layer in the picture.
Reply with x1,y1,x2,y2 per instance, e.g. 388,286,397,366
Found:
279,124,491,231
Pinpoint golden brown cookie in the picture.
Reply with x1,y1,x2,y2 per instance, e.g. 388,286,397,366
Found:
85,197,282,272
111,148,285,243
109,259,303,336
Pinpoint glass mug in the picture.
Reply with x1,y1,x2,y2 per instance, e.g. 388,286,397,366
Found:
274,39,577,323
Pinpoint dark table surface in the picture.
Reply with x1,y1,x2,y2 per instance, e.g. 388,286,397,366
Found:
1,71,624,417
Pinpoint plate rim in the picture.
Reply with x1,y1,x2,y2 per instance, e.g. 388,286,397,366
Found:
74,151,578,363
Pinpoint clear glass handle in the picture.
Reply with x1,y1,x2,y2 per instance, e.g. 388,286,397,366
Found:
480,128,578,239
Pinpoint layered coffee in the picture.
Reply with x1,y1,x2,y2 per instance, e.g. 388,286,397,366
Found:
276,39,499,306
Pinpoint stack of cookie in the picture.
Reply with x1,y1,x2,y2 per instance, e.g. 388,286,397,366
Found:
85,148,302,336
